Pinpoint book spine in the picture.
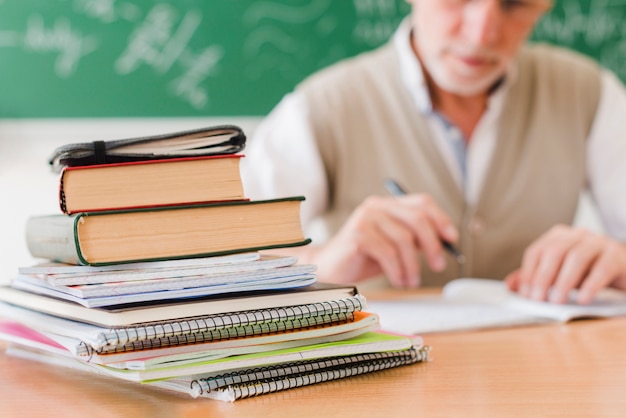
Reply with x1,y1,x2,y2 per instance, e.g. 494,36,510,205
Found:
91,296,366,351
191,346,430,401
25,215,81,265
58,169,69,214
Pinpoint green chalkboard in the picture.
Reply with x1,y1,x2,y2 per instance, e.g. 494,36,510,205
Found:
531,0,626,79
0,0,624,118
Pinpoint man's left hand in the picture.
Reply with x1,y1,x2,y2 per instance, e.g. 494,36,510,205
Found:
505,225,626,304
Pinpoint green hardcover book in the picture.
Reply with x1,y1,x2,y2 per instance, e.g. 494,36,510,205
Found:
26,197,310,266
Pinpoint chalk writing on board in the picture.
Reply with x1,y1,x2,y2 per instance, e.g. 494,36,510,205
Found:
24,15,98,77
113,4,222,109
240,0,407,86
1,0,624,118
170,45,223,109
533,0,626,79
352,0,407,46
113,4,221,109
0,1,222,111
115,5,201,75
74,0,140,23
242,0,334,82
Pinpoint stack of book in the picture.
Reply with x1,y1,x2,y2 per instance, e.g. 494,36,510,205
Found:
0,126,428,401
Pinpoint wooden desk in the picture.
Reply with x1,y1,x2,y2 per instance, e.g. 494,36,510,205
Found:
2,290,626,418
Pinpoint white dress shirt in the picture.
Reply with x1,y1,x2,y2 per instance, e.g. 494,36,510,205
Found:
242,20,626,242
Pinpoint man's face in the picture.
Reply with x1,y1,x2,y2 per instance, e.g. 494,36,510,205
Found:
408,0,550,97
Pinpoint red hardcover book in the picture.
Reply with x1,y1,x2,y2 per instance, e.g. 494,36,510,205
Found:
58,154,246,214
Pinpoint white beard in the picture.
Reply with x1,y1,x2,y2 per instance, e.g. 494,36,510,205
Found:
419,44,507,97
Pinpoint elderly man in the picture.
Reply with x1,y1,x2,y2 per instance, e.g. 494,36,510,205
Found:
242,0,626,304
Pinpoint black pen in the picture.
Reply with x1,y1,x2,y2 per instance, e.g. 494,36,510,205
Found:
384,178,466,264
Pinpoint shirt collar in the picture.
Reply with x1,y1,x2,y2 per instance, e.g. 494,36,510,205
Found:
393,18,433,114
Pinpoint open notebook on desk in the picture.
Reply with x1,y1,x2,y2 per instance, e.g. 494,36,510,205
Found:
368,278,626,334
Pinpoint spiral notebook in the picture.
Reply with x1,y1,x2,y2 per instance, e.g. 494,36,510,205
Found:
0,295,367,357
0,311,379,366
154,345,430,402
6,331,423,383
0,282,357,327
105,315,379,368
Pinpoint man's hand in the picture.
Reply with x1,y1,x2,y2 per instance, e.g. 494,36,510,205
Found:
505,225,626,304
311,194,458,288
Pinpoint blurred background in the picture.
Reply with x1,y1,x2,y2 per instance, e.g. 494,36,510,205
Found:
0,0,618,281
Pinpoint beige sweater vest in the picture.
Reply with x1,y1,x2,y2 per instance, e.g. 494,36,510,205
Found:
297,43,601,286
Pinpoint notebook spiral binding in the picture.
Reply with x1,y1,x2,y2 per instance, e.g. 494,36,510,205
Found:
190,346,430,401
90,312,354,356
78,295,365,356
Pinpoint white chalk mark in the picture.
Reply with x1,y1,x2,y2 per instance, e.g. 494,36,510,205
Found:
171,45,223,109
23,15,98,77
115,4,202,75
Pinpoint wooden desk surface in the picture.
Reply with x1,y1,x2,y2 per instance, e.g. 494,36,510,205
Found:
2,290,626,418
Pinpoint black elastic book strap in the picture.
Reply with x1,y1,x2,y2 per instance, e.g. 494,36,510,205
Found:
93,141,107,165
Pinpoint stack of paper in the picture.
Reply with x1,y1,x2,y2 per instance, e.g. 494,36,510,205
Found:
0,127,428,401
1,255,427,401
11,253,317,307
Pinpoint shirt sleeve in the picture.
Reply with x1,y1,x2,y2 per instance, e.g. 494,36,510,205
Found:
587,70,626,241
241,92,329,237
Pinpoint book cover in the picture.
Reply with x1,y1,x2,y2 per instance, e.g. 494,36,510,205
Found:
90,331,423,382
49,125,246,170
11,270,318,307
3,320,378,369
162,344,429,401
8,331,422,382
19,263,315,298
0,295,367,355
26,197,311,266
18,252,267,281
22,256,308,297
0,310,377,366
59,155,246,214
0,283,358,327
3,329,426,400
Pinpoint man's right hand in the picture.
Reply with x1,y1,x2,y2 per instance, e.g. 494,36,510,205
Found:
309,194,459,287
